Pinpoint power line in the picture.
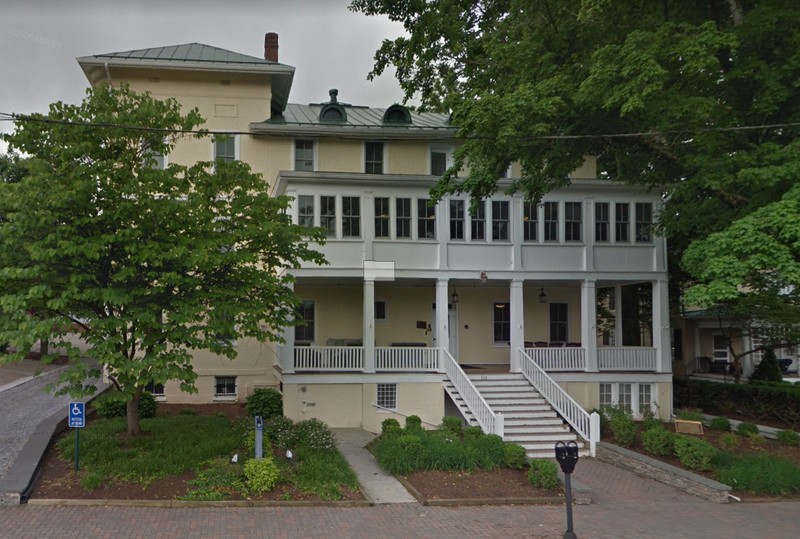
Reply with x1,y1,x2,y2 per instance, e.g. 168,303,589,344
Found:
1,111,799,141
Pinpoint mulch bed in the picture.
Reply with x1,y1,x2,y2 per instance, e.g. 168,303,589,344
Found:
403,468,563,503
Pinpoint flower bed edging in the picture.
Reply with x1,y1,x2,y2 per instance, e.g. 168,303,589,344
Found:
596,442,731,504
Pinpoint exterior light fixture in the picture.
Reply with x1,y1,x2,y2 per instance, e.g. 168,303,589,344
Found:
539,288,547,303
451,291,459,304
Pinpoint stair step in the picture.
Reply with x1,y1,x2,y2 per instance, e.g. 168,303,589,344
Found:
525,449,590,459
504,418,565,426
506,433,578,443
517,440,581,451
504,425,571,434
482,398,547,406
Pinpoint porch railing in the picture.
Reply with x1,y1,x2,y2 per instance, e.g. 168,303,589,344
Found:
442,349,504,437
598,347,657,371
294,346,364,371
518,348,600,457
376,347,439,372
524,347,586,371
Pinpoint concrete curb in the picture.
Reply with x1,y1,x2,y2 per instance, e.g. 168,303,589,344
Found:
26,498,374,508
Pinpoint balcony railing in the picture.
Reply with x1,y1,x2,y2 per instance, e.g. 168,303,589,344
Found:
376,347,439,372
598,347,657,371
524,347,586,371
294,346,364,371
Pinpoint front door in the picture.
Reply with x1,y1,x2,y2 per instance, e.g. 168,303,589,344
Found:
432,303,458,359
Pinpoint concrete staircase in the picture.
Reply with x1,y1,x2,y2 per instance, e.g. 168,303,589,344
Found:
444,372,587,459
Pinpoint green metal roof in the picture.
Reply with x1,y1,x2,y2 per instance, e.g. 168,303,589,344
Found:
85,42,283,66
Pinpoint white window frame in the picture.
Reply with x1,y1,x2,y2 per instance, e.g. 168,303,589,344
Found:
293,139,316,172
713,335,729,361
449,198,466,241
491,200,510,242
214,376,237,401
429,145,454,176
211,134,240,162
364,141,385,174
600,382,656,418
374,197,391,239
376,383,397,411
144,381,166,401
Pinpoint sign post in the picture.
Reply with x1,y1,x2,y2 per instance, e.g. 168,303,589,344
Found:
69,402,86,471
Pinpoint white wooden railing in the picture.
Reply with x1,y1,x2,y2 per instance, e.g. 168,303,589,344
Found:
524,347,586,371
442,349,504,437
376,347,439,372
518,349,600,457
294,346,364,371
598,347,657,371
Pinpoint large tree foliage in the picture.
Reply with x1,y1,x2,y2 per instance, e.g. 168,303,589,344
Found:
353,0,800,356
0,84,325,435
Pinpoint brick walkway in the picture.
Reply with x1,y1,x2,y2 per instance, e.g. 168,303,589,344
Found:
1,458,799,538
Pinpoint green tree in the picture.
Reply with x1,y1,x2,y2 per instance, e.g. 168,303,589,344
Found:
352,0,800,354
0,84,325,436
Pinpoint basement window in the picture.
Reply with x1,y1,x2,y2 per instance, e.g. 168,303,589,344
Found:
377,383,397,410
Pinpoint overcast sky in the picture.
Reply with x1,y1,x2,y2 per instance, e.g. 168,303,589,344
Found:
0,0,408,154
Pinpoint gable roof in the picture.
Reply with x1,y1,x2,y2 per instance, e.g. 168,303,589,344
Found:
77,43,295,112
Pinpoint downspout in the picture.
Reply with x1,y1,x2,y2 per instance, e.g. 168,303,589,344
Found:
104,62,112,85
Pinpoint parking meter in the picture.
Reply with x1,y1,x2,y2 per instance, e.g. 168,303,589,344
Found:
555,441,579,474
255,415,264,460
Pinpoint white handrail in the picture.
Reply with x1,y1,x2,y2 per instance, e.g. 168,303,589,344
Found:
441,349,504,437
376,347,439,371
518,348,599,457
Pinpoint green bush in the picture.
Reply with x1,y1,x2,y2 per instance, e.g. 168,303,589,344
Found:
673,435,717,471
463,426,484,439
441,416,463,436
591,408,610,433
244,457,280,493
642,427,675,456
606,407,636,448
736,422,759,437
714,454,800,495
242,425,274,459
94,391,157,419
527,459,559,490
677,409,703,421
265,416,295,449
639,409,662,432
776,430,800,447
293,418,335,451
474,434,506,469
381,417,401,433
503,444,528,470
405,415,423,433
246,388,283,419
376,434,423,475
750,349,783,383
708,417,731,432
720,432,739,451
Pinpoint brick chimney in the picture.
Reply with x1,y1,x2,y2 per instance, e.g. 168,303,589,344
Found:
264,32,279,62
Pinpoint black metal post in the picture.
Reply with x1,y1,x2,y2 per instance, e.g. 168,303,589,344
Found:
563,472,576,539
555,441,579,539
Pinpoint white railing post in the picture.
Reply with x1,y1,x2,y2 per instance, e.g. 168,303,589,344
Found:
589,411,601,457
495,412,504,437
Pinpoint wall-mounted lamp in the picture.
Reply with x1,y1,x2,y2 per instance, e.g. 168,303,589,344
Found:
539,288,547,304
451,290,459,304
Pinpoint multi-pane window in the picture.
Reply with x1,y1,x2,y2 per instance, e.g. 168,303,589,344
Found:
214,136,236,162
544,202,559,242
374,197,390,238
471,201,486,241
295,140,314,171
595,202,610,242
523,202,538,241
615,203,629,243
618,383,632,413
377,383,397,409
549,303,568,343
635,202,653,243
638,384,653,415
375,300,387,321
430,149,448,176
342,196,361,238
417,199,436,239
365,142,384,174
320,196,336,237
396,198,411,238
599,383,613,410
493,302,511,344
144,381,165,396
450,199,465,240
295,300,315,343
713,335,729,360
564,202,582,242
214,376,237,397
492,201,509,241
298,195,315,228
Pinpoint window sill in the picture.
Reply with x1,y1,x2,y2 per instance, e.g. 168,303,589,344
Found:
214,395,237,402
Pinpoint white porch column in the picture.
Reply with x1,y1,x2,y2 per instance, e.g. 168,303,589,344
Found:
363,278,376,373
653,279,671,373
582,280,598,372
613,285,623,346
283,279,295,374
510,279,525,372
435,279,450,356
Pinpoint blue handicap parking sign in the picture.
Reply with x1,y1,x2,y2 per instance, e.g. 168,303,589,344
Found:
69,402,85,428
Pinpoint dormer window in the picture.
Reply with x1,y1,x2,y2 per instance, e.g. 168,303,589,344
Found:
319,88,347,123
382,104,411,125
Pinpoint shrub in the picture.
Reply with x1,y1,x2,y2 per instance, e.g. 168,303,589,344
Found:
179,408,197,416
246,388,283,419
591,408,610,433
503,444,528,470
242,426,274,459
527,459,559,490
441,416,463,436
642,427,674,456
708,417,731,432
677,409,703,421
736,422,759,437
673,435,717,471
381,417,401,433
94,391,157,419
376,434,423,475
720,432,739,451
265,416,295,449
464,426,484,439
714,454,800,495
244,457,280,493
776,430,800,447
640,409,662,432
606,407,636,448
293,418,335,451
405,415,423,433
474,434,506,469
750,349,783,383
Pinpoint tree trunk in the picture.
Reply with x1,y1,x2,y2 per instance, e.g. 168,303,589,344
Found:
127,390,142,437
39,337,49,359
